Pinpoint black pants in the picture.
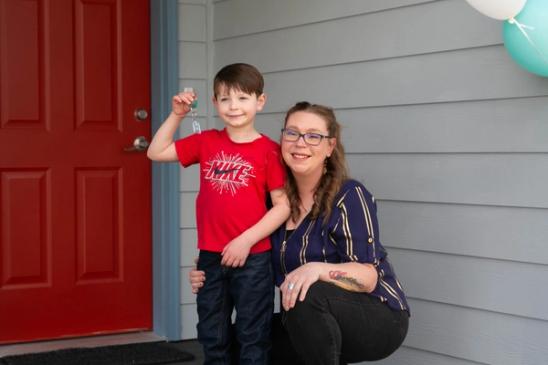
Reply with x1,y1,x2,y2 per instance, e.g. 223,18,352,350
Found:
281,281,408,365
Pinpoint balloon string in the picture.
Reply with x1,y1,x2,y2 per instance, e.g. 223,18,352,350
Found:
508,17,548,65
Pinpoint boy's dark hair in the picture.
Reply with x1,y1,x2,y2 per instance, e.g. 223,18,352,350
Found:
213,63,264,99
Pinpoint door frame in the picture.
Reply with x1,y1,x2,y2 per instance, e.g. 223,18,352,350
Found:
150,0,181,340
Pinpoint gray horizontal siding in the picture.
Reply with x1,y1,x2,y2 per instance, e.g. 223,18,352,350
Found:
337,98,548,153
179,4,207,42
180,191,197,228
261,46,548,113
214,0,442,40
180,229,198,266
389,248,548,320
180,0,206,5
215,0,500,72
373,346,484,365
179,41,207,79
180,163,199,191
181,303,198,339
178,0,209,339
347,154,548,208
378,201,548,265
406,299,548,365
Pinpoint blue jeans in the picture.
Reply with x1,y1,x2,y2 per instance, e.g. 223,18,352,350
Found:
197,250,274,365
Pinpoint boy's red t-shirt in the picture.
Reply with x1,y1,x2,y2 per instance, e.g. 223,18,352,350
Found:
175,129,286,253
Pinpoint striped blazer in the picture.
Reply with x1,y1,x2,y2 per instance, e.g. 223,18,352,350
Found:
272,179,409,313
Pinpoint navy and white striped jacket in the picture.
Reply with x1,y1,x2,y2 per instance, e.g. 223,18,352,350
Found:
271,179,409,313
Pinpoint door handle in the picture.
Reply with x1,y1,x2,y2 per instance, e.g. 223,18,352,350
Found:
124,136,149,152
134,108,148,121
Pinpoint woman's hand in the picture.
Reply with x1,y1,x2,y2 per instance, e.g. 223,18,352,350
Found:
280,262,323,311
188,258,205,294
280,262,378,310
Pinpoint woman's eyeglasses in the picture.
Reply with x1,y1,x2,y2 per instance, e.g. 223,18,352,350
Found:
281,128,332,146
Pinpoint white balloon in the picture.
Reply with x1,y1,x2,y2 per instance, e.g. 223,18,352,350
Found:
465,0,527,20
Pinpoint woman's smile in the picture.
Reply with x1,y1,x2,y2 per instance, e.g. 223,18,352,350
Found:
290,152,310,160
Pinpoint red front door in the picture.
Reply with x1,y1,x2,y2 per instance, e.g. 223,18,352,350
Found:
0,0,152,344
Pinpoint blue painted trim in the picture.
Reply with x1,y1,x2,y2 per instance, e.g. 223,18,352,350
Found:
150,0,181,340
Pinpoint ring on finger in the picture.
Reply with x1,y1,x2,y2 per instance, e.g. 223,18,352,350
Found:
288,282,295,291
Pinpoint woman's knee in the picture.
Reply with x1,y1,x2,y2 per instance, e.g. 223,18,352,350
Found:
286,281,337,322
300,281,340,306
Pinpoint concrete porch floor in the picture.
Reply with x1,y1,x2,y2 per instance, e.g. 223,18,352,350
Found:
0,332,204,365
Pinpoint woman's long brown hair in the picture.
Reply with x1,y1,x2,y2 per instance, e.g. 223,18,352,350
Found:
283,102,349,225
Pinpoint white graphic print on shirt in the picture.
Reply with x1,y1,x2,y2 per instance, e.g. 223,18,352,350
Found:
203,151,255,196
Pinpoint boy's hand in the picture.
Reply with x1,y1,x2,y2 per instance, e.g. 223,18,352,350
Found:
221,236,253,267
172,91,196,117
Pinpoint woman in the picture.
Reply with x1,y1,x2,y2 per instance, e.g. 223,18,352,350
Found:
191,102,409,364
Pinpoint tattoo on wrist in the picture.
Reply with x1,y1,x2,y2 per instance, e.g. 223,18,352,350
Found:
329,270,365,289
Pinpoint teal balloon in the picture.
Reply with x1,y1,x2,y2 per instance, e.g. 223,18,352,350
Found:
503,0,548,77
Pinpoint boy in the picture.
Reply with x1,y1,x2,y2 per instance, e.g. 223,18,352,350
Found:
147,63,290,364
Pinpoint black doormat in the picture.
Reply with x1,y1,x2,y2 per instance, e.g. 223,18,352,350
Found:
0,341,195,365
